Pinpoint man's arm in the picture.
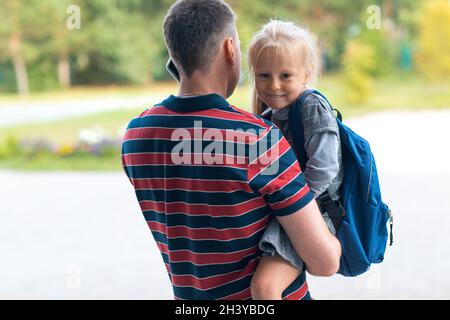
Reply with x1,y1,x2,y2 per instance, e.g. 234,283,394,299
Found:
277,199,341,276
248,124,341,276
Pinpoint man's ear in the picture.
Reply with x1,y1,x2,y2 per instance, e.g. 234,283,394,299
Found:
224,37,236,65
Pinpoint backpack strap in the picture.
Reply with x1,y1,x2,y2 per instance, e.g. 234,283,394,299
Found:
288,89,315,171
289,90,346,230
288,89,342,171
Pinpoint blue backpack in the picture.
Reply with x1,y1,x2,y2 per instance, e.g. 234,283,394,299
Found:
266,89,393,277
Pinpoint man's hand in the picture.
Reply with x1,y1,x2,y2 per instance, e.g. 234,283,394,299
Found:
276,200,341,276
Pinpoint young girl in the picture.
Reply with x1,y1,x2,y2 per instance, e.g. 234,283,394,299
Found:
247,20,344,300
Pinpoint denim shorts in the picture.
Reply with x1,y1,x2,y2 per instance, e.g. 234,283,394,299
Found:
259,211,336,271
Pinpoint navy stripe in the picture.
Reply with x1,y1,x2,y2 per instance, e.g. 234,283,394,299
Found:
161,252,169,264
143,207,269,229
165,230,265,254
249,146,295,185
173,274,253,300
282,272,308,299
123,139,251,157
272,190,315,217
267,174,307,204
169,254,257,278
159,94,230,112
128,115,265,132
126,116,144,130
136,189,258,206
151,230,168,244
125,164,248,180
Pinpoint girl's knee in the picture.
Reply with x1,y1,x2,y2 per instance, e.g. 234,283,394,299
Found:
250,273,283,300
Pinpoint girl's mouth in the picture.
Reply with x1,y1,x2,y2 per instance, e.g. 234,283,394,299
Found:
267,94,285,99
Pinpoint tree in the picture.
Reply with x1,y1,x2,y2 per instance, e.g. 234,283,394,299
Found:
415,0,450,80
42,1,88,88
70,0,166,85
342,39,376,104
0,1,34,95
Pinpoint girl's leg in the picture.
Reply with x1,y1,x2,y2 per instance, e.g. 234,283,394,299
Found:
250,254,300,300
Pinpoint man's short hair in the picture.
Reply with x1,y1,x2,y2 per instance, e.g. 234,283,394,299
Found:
163,0,237,78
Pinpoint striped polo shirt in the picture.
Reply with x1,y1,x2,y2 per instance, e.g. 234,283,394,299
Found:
121,93,315,300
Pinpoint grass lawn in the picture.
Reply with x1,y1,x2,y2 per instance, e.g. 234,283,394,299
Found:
1,73,449,171
0,82,177,105
0,153,122,171
316,72,450,117
0,108,144,145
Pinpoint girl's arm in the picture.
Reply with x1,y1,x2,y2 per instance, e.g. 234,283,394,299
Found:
277,199,341,276
301,94,340,197
303,131,340,196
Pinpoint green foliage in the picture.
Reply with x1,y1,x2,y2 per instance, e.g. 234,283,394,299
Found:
0,62,16,92
359,28,398,77
0,0,429,92
342,39,376,104
28,59,59,92
415,0,450,81
77,0,157,85
0,135,21,158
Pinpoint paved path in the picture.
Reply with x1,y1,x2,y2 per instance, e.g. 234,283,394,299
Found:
1,110,450,299
0,93,167,128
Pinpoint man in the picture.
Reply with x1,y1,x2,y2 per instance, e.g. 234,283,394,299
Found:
121,0,341,300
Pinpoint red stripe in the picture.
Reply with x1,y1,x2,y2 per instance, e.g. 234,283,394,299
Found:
123,152,247,169
248,138,290,182
124,152,167,165
132,178,252,193
229,105,269,128
283,281,309,300
156,240,258,265
147,216,269,241
169,247,258,265
140,197,266,217
220,288,252,300
270,185,311,210
148,221,166,234
148,105,265,126
155,241,168,254
259,162,300,195
124,127,258,143
171,259,258,290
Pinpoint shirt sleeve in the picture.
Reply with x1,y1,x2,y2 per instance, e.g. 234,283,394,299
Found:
247,124,315,216
301,94,340,197
304,132,340,197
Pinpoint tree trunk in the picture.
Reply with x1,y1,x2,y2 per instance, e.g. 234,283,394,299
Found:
8,34,29,96
58,54,71,88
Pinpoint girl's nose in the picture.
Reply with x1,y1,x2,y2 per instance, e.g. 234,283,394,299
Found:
270,78,281,91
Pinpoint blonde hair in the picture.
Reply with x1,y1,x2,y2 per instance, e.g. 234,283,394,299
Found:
247,20,321,115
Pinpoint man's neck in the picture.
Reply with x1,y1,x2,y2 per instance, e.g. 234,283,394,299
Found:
177,70,228,99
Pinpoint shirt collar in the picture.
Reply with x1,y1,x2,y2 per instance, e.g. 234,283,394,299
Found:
160,94,230,112
272,106,290,121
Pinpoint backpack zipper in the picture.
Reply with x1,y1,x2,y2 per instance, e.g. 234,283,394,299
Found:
367,158,373,202
388,209,394,246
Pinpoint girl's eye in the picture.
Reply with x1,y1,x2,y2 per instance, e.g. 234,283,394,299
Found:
257,73,270,79
280,73,291,79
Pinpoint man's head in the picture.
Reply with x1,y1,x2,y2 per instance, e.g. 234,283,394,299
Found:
163,0,241,97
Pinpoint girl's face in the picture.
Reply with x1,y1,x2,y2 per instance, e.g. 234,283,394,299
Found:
254,49,309,110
